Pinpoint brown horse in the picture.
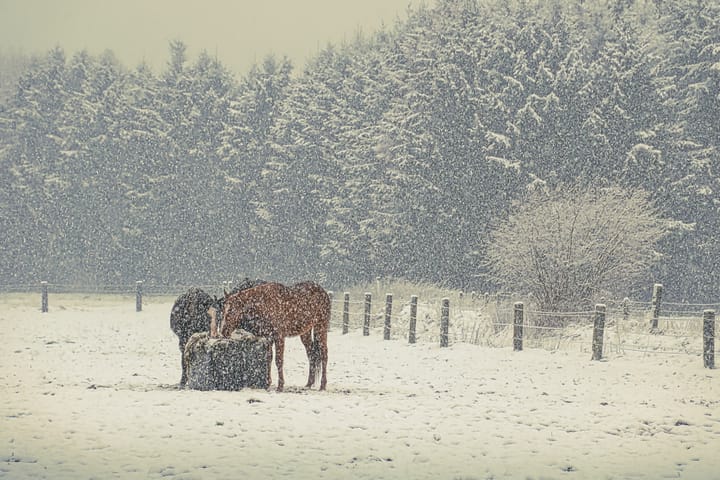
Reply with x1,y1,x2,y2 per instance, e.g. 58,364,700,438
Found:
218,281,329,391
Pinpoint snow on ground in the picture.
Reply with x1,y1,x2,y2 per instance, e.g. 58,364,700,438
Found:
1,295,719,480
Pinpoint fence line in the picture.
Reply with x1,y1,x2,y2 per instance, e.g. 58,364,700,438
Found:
326,288,717,368
525,310,595,317
4,281,718,368
0,282,244,295
312,286,704,366
663,301,720,308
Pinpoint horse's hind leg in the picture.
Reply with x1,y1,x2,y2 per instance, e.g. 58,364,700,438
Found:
316,326,328,391
275,336,285,392
265,341,273,389
300,331,315,388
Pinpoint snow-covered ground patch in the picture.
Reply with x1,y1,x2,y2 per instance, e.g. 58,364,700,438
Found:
1,295,719,479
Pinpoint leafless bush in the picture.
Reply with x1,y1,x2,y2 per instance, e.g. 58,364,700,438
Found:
485,185,684,314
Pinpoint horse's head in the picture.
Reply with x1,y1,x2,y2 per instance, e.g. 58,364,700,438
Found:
220,291,243,337
207,295,226,336
222,293,264,335
207,305,218,337
219,280,273,337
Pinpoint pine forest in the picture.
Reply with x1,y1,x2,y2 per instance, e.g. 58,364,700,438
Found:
0,0,718,302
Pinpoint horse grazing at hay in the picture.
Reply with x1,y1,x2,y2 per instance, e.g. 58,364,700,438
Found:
218,281,330,391
170,279,265,387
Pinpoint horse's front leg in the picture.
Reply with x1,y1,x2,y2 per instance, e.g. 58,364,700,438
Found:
275,336,285,392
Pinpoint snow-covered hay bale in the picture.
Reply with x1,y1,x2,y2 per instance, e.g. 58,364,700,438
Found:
183,331,271,390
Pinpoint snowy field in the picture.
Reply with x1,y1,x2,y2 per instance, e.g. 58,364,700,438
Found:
1,294,719,480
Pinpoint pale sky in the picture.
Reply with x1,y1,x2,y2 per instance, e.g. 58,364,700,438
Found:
0,0,430,75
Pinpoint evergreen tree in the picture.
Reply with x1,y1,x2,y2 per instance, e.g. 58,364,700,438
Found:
257,48,343,283
148,41,236,283
651,0,720,299
217,54,293,280
1,0,719,299
321,28,401,285
0,47,68,282
373,0,522,286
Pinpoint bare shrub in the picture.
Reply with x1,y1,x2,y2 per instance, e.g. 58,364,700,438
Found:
484,185,684,313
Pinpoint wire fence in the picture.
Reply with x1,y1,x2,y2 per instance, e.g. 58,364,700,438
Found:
327,287,718,367
608,301,719,357
0,281,237,296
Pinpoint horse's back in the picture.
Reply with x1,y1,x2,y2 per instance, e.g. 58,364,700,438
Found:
289,281,330,321
226,278,268,297
279,282,330,335
222,281,330,337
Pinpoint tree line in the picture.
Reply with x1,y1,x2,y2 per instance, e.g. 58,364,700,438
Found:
0,0,718,301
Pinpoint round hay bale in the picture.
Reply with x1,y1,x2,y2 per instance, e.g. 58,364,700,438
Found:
183,330,271,390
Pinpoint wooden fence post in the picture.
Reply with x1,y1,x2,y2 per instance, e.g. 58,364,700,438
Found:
409,295,418,344
703,309,715,369
651,283,663,331
363,293,371,336
592,304,606,361
135,281,143,312
384,293,393,340
342,292,350,334
440,298,450,347
41,281,48,313
513,302,523,351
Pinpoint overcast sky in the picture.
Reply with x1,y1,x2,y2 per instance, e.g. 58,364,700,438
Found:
0,0,430,75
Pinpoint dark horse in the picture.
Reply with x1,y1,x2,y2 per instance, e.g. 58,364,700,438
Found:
170,279,265,387
218,281,330,391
